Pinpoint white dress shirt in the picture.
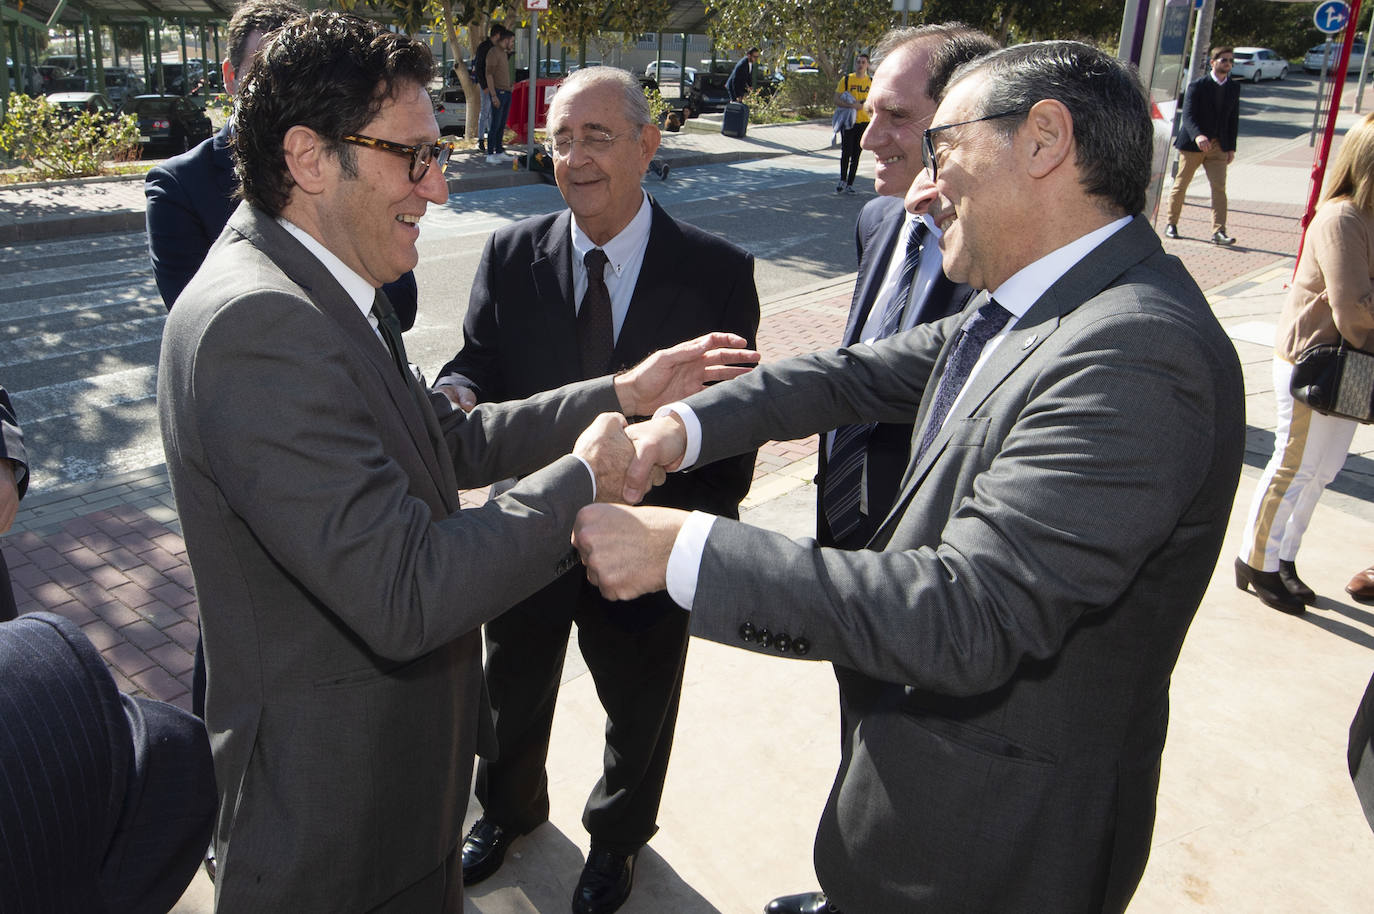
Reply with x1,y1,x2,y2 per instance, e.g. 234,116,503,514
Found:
571,191,654,343
277,217,601,496
662,215,1134,609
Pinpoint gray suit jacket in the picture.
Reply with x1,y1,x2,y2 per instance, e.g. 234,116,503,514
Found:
158,203,621,912
681,216,1245,913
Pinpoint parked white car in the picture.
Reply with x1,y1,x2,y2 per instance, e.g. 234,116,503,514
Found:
643,60,696,86
1305,40,1367,74
1230,47,1287,82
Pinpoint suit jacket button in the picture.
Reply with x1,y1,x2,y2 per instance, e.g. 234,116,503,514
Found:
756,628,773,648
774,633,791,652
792,638,811,656
739,622,756,643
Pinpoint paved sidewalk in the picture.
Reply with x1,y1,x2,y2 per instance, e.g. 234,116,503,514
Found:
2,116,1373,911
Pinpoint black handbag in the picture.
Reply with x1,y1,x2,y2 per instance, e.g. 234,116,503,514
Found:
1290,340,1374,423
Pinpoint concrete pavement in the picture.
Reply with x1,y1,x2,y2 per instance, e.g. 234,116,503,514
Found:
1,113,1373,912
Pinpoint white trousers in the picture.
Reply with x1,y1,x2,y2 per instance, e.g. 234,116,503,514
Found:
1238,356,1357,571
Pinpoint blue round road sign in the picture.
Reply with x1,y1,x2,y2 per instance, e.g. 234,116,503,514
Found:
1315,0,1350,35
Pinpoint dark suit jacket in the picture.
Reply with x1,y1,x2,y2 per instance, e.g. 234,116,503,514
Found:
159,203,624,911
0,386,28,622
1174,74,1240,153
1350,669,1374,833
817,196,974,547
144,123,419,327
436,199,759,627
0,612,216,914
681,217,1246,912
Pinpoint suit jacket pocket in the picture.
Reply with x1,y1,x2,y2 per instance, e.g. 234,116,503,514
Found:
941,414,992,449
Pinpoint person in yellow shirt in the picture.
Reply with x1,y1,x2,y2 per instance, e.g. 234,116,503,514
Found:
834,54,871,194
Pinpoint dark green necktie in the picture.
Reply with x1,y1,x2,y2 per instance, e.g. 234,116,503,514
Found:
371,291,409,378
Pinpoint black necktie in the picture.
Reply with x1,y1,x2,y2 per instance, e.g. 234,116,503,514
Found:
371,291,409,379
579,248,614,379
912,298,1014,463
822,219,929,541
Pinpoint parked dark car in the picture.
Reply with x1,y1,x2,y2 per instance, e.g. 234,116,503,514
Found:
152,61,211,95
685,71,730,116
103,67,146,109
126,94,213,156
36,64,69,93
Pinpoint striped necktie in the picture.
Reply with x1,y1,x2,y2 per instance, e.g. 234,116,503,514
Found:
821,219,928,541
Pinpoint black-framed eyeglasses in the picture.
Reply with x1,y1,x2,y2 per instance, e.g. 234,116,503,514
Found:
550,130,632,158
921,108,1026,182
340,133,452,182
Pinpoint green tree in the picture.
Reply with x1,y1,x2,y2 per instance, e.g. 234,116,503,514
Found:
0,95,140,179
705,0,896,80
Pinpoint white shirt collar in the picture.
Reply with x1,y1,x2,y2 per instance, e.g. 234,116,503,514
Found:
988,216,1133,319
570,191,653,275
277,217,376,321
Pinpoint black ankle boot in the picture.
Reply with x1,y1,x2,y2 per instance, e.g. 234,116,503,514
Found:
1234,558,1306,614
1278,560,1317,605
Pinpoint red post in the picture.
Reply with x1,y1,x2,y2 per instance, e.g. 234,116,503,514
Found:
1296,0,1365,276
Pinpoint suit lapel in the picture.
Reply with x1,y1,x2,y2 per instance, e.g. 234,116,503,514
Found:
530,210,582,381
615,200,680,371
875,216,1163,543
845,201,905,345
229,206,454,503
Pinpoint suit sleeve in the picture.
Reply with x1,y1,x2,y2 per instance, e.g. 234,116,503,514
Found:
433,234,501,400
1177,79,1203,145
687,310,1231,697
0,387,28,497
650,250,761,519
145,166,217,310
183,293,612,660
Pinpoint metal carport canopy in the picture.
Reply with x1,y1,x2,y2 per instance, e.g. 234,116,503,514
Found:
15,0,236,26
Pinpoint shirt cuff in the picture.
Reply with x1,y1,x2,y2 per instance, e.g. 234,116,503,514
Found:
665,510,716,609
653,403,702,469
573,455,596,501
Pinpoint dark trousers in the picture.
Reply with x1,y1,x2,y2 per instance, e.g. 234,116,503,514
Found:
489,89,512,155
840,122,867,186
475,576,691,855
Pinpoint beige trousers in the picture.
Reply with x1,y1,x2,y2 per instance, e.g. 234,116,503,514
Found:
1167,147,1231,233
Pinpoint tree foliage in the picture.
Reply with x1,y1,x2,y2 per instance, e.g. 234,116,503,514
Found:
706,0,896,80
0,95,141,180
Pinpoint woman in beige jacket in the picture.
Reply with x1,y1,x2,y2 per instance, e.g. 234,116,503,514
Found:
1236,112,1374,613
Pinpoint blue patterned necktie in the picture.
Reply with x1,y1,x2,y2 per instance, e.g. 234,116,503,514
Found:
913,298,1014,463
822,218,929,541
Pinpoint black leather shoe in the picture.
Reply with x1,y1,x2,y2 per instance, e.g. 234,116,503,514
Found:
1212,229,1237,245
765,891,842,914
1164,223,1179,239
1278,560,1317,604
572,846,636,914
461,817,519,886
1235,558,1305,614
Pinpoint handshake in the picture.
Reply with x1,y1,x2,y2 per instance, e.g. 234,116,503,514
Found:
571,411,693,506
569,412,700,601
562,332,758,601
